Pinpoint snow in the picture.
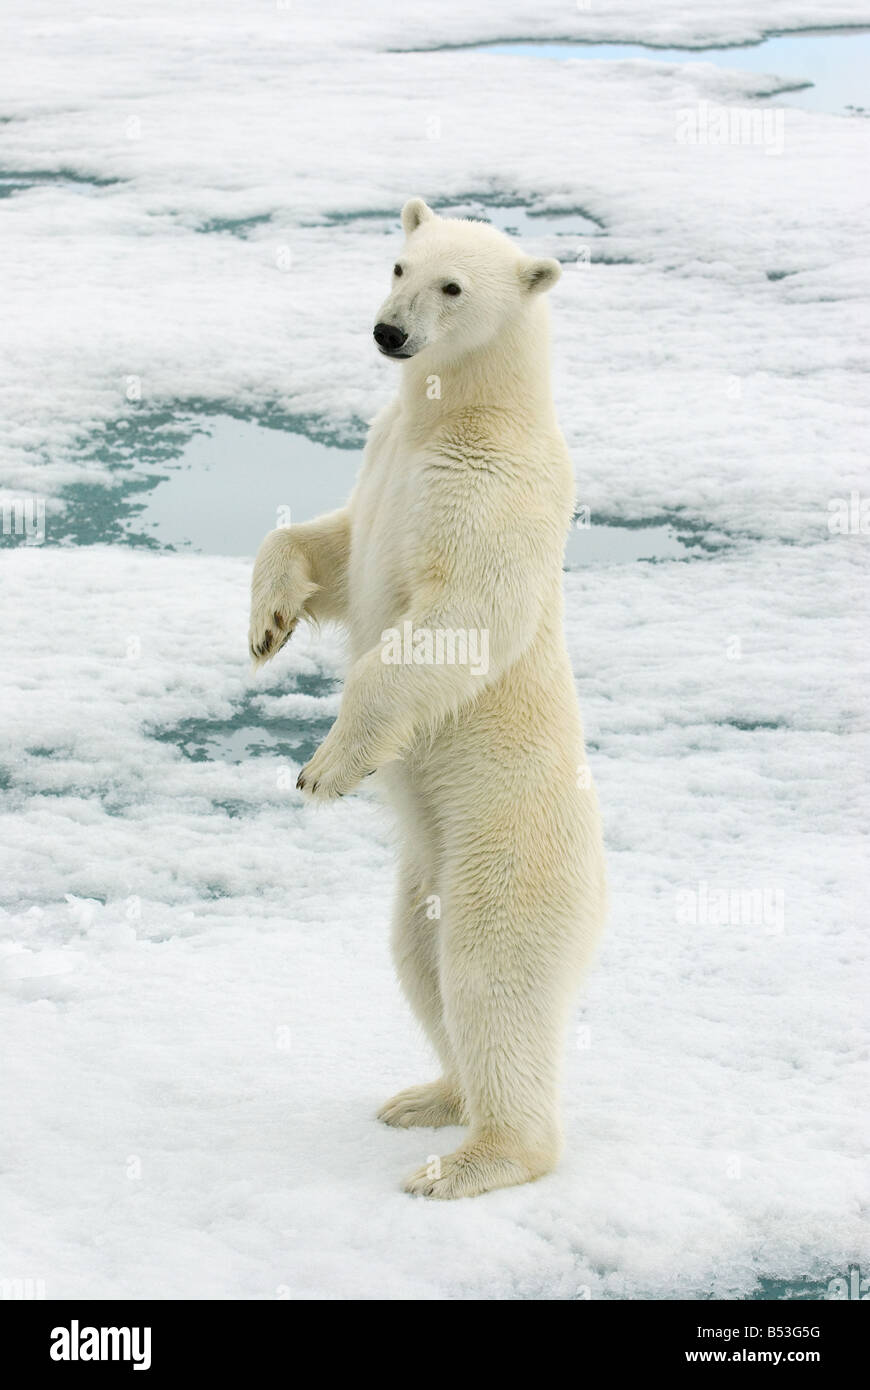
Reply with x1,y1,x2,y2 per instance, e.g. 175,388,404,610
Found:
0,0,867,1299
2,34,868,534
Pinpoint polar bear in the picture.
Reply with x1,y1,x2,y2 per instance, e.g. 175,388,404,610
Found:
249,198,607,1199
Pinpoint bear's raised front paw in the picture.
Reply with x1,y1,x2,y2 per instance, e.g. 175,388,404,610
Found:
248,529,317,670
249,607,298,666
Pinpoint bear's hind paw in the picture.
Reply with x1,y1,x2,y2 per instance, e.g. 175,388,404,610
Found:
377,1080,466,1129
403,1140,551,1200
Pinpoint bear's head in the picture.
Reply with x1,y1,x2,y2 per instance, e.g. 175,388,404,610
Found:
373,197,561,364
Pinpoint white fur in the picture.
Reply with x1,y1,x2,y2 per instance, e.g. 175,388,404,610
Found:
250,199,607,1199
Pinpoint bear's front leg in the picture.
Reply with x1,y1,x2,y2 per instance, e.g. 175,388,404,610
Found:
249,508,351,667
296,645,411,800
296,720,372,800
249,527,318,668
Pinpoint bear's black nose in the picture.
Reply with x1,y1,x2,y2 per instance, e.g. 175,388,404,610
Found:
374,323,408,353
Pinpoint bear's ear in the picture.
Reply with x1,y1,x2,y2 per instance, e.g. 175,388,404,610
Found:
401,197,435,236
518,256,562,295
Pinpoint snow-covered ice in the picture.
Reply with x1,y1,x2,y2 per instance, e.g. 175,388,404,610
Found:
0,1,867,1299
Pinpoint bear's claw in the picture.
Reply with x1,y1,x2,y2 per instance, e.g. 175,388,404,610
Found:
249,615,297,665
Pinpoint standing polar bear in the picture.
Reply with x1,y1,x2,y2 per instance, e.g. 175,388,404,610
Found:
249,198,607,1199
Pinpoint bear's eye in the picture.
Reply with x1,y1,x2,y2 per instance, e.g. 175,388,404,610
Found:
393,264,403,277
442,282,461,296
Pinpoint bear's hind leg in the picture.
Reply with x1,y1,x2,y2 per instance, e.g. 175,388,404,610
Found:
404,839,596,1199
378,855,466,1128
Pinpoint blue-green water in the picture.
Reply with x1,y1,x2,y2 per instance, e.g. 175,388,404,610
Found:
3,402,727,564
50,412,709,566
461,31,870,116
150,680,338,769
320,197,609,265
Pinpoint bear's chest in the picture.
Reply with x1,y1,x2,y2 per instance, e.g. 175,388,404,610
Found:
347,408,426,656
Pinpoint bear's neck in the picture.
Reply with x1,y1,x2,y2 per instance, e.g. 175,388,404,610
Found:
397,300,557,436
